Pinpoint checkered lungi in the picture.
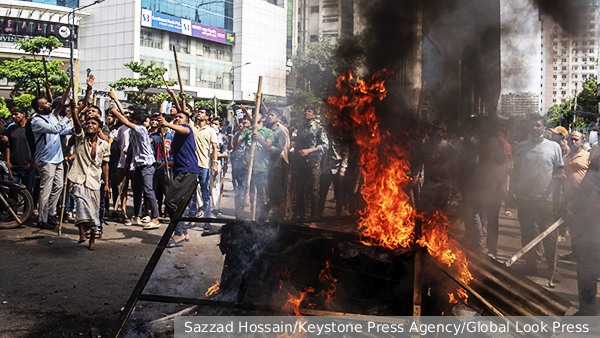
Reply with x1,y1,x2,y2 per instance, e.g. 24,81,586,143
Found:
71,183,100,234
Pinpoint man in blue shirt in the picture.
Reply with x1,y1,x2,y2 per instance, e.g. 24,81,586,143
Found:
157,112,198,246
109,91,161,229
31,89,72,230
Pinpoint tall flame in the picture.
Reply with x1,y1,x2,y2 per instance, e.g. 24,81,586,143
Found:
327,71,474,300
318,261,337,308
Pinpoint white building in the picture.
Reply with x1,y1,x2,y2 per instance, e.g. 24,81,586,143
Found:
540,0,599,114
500,92,540,117
76,0,287,110
0,0,87,98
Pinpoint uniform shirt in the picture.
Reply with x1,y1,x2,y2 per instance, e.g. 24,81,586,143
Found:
241,126,274,173
193,124,217,169
295,120,329,167
514,138,565,201
31,113,71,164
66,130,110,190
129,125,155,167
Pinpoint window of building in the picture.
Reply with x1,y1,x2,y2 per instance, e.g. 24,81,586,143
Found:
583,41,588,45
583,57,588,61
562,75,567,78
542,59,544,63
591,57,596,61
562,99,567,103
591,32,596,37
590,49,595,53
583,66,588,70
562,42,567,47
591,24,596,29
553,99,557,102
323,17,339,22
553,42,558,46
310,5,319,13
140,28,163,49
323,3,338,8
591,65,595,69
583,74,588,78
562,91,567,95
553,75,557,78
553,67,558,70
573,49,578,54
562,58,567,62
554,83,558,87
562,34,568,38
592,8,596,12
169,34,190,54
562,50,567,54
592,40,596,45
574,58,578,63
554,58,558,62
553,34,558,38
562,83,567,86
574,74,578,78
562,66,567,70
553,91,557,94
553,51,558,54
573,42,578,46
310,35,318,42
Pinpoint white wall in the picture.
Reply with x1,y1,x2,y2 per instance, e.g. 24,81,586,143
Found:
78,0,140,100
233,0,287,101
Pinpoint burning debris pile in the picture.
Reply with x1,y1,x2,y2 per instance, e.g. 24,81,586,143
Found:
326,70,473,303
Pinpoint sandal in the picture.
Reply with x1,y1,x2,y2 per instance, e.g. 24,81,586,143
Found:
125,219,139,226
167,236,185,248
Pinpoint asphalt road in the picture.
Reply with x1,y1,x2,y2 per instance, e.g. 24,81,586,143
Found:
0,173,586,337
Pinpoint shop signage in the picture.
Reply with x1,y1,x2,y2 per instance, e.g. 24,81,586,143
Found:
0,17,76,43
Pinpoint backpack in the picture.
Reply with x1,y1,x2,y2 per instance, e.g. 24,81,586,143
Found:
25,114,48,156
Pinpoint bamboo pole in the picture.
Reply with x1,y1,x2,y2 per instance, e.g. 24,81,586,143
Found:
243,76,263,208
172,48,185,95
161,129,170,181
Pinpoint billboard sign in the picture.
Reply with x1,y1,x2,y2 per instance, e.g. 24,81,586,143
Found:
140,9,234,46
0,17,77,44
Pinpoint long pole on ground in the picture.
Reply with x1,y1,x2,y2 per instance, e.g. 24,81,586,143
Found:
243,76,263,213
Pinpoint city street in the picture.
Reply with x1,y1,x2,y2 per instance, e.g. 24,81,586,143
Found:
0,173,584,337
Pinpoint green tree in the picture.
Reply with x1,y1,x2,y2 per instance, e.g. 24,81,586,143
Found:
13,94,35,111
0,37,69,97
195,98,223,117
109,62,177,106
295,35,365,98
576,75,598,116
288,90,324,120
0,98,10,118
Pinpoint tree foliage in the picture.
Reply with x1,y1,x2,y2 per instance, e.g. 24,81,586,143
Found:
110,62,177,106
0,98,10,118
577,75,598,116
0,37,69,97
294,34,365,98
195,98,223,117
288,91,324,121
13,94,35,111
13,37,63,61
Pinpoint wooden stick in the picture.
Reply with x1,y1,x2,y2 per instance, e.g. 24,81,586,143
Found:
243,76,263,207
59,161,73,236
147,306,197,325
158,67,169,89
172,48,185,95
161,128,170,181
252,186,257,221
42,57,49,84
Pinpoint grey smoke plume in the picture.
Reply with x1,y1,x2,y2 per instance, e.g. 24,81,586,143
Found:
536,0,585,34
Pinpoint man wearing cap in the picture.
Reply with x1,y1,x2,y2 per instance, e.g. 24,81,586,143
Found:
509,116,565,280
549,126,570,156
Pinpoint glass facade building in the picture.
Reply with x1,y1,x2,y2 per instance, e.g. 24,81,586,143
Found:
17,0,78,8
141,0,233,30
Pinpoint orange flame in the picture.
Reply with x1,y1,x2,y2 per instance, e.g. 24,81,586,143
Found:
318,261,337,308
205,280,220,297
283,288,315,316
327,71,474,300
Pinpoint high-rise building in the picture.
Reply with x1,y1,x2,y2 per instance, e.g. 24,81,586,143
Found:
500,92,540,117
540,0,599,114
296,0,354,46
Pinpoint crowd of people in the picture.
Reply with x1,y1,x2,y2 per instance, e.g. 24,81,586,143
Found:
2,76,365,250
413,115,600,316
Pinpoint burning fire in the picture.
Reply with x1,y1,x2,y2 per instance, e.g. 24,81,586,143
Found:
327,71,474,301
283,287,315,316
205,280,220,297
318,261,337,308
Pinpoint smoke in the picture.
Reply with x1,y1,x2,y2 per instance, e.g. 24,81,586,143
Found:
535,0,584,35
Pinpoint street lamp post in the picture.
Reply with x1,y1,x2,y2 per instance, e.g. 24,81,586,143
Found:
230,61,251,105
68,0,105,99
